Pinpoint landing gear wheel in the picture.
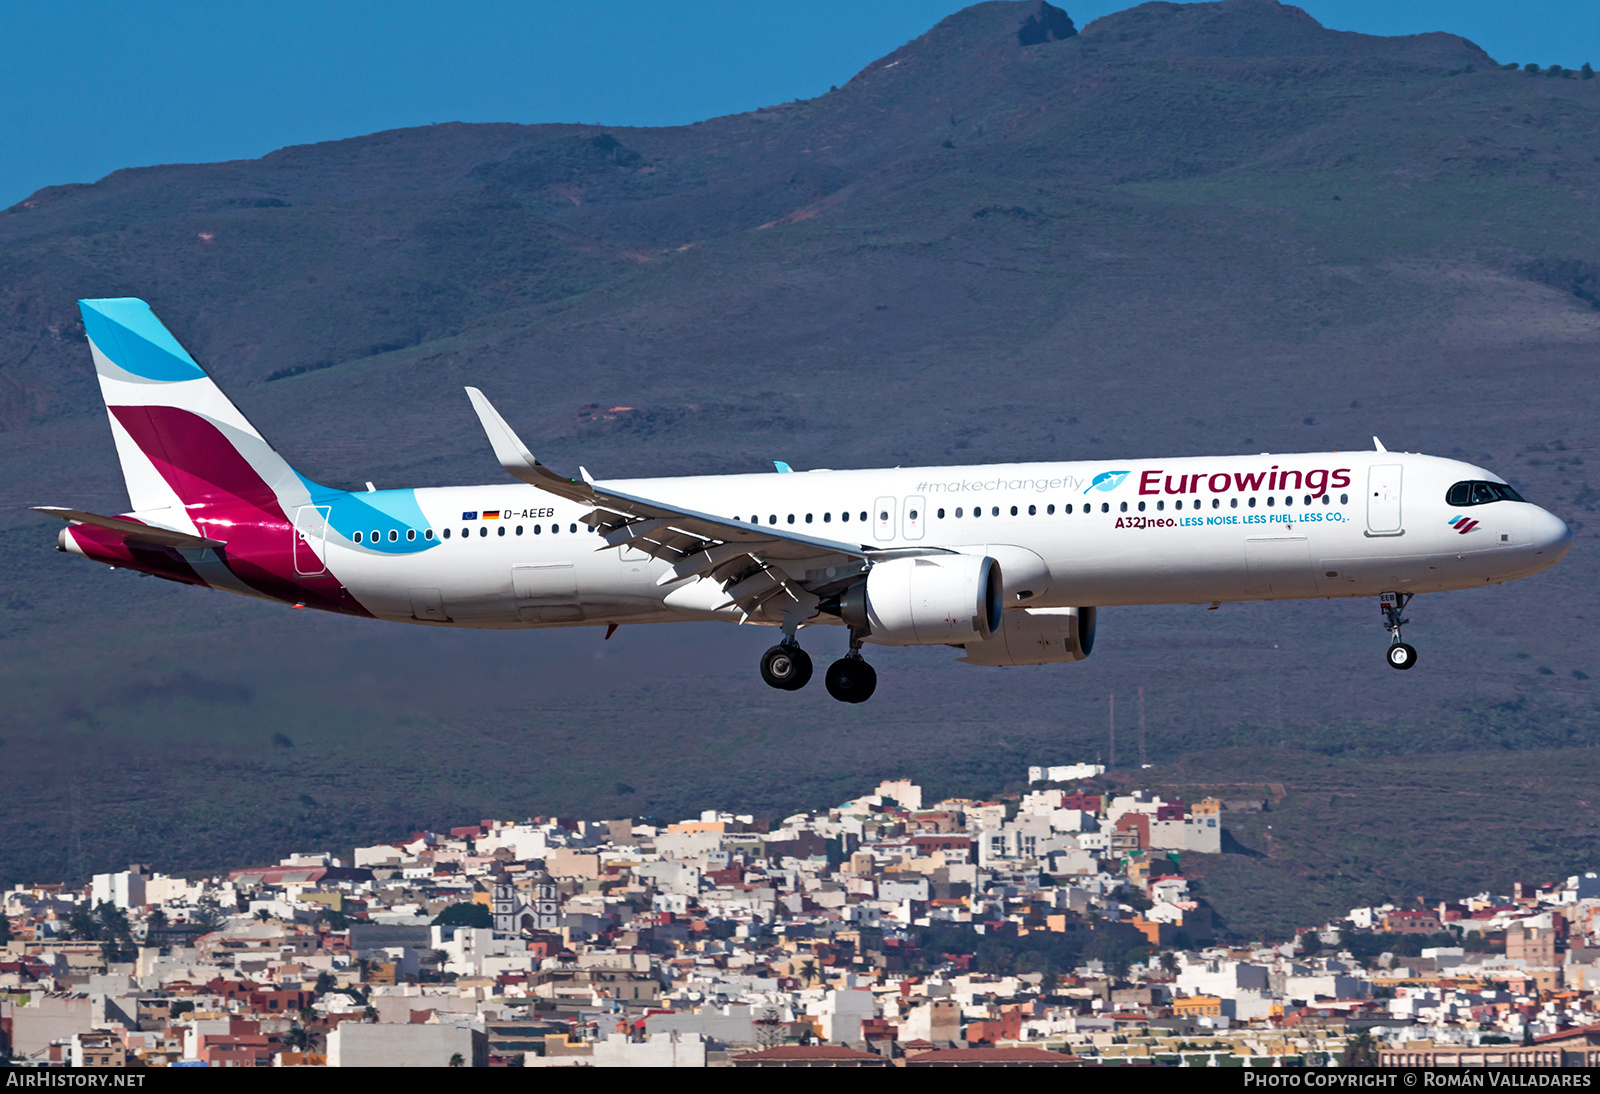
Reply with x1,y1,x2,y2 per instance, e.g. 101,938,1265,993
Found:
1387,643,1418,671
761,644,812,690
825,657,878,703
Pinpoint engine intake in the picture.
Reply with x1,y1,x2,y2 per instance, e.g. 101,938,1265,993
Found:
841,555,1003,646
957,606,1097,666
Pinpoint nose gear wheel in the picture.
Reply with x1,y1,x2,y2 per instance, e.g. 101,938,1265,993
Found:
1380,592,1417,670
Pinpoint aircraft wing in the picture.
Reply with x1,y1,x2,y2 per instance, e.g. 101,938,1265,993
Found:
465,387,944,617
33,506,227,549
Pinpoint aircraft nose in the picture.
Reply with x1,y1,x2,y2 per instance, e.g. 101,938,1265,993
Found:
1531,507,1573,562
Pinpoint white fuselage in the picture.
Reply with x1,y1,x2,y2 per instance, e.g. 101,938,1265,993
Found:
322,451,1571,634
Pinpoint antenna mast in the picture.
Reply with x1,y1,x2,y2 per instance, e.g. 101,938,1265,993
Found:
1138,687,1147,767
1108,692,1115,768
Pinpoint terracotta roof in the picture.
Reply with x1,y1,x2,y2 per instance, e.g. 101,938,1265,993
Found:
1535,1024,1600,1046
906,1046,1084,1067
733,1045,889,1067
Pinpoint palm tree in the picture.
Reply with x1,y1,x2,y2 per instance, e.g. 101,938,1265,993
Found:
801,959,818,986
1343,1029,1377,1067
448,1052,465,1067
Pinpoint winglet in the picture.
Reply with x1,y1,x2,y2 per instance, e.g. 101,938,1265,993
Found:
464,387,591,502
774,460,793,474
1373,436,1387,453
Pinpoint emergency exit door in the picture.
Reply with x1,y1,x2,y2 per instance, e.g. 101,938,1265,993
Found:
873,497,896,542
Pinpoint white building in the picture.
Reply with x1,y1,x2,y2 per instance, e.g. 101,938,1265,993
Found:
1028,764,1106,784
328,1022,485,1067
90,871,145,911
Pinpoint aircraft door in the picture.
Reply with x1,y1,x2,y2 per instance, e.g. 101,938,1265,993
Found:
1367,465,1404,536
903,495,926,541
293,505,329,576
873,497,896,542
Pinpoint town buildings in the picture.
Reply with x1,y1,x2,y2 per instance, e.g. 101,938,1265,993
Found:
4,771,1600,1067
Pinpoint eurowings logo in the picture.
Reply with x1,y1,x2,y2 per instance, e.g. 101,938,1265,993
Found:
1448,515,1480,534
1084,470,1131,494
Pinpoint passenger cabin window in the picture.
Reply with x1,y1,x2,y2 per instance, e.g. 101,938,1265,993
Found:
1448,480,1526,506
443,529,451,539
497,526,506,536
955,507,964,518
353,531,363,543
479,527,488,537
859,511,868,522
407,529,416,541
937,509,945,519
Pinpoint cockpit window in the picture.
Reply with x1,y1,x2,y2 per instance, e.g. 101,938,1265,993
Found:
1447,480,1525,506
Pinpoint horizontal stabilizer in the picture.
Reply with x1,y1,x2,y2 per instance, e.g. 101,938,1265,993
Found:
33,507,227,549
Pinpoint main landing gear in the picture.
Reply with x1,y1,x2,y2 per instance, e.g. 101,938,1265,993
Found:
758,628,877,703
1380,592,1418,671
760,642,812,691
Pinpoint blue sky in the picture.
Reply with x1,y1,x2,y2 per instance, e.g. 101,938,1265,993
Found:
2,0,1596,208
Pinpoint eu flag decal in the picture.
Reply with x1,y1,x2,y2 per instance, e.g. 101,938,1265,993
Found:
462,511,478,520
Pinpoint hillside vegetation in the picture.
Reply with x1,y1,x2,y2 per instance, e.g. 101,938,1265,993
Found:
2,0,1598,934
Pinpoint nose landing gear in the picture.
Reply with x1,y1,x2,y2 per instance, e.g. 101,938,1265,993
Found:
1380,592,1418,670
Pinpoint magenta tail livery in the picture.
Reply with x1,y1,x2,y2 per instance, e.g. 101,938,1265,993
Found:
42,298,1572,702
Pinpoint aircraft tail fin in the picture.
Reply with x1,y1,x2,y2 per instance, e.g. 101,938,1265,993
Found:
78,298,311,514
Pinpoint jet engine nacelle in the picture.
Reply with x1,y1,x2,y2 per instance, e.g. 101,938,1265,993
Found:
957,606,1097,666
841,555,1003,646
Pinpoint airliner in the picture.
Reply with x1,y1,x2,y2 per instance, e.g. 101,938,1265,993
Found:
40,299,1572,703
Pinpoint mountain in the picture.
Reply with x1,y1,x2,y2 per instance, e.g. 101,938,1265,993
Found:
2,1,1597,932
